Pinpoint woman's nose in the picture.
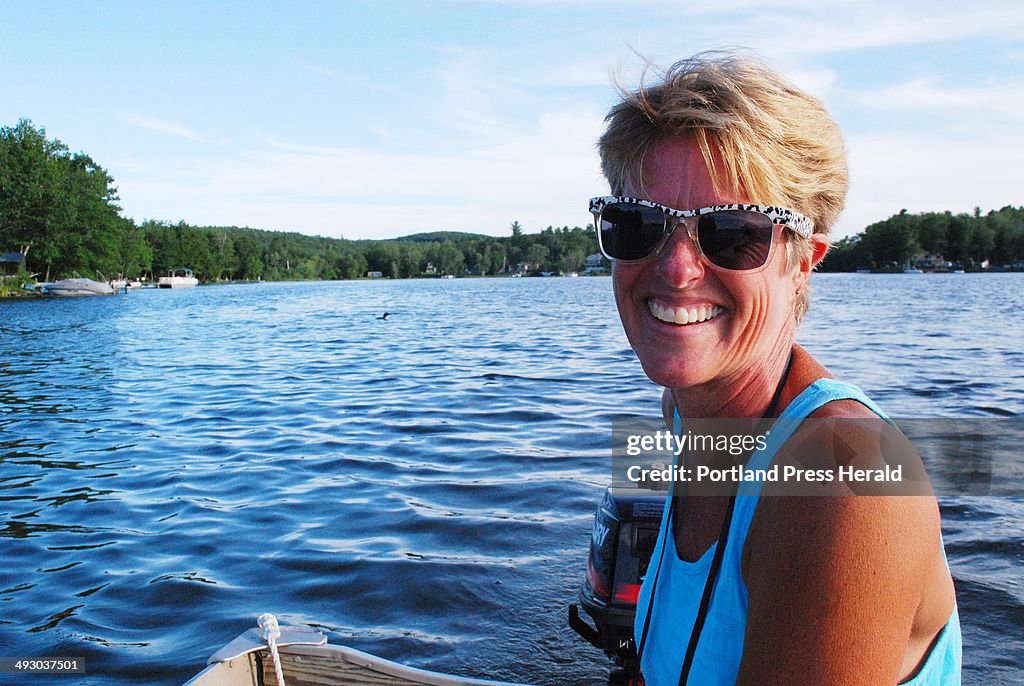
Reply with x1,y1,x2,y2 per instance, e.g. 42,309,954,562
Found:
654,221,705,288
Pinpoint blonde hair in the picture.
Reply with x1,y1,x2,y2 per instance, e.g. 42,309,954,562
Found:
598,51,848,320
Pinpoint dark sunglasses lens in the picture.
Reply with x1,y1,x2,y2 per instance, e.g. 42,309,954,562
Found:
599,202,667,260
697,210,774,270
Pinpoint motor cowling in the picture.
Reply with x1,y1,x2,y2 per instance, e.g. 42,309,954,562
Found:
569,486,665,679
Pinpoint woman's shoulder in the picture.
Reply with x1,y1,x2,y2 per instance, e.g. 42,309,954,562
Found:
749,364,943,597
739,485,951,684
808,395,879,419
740,368,953,683
785,346,885,421
741,426,951,683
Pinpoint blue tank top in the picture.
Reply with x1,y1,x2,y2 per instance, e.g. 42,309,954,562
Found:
634,378,961,685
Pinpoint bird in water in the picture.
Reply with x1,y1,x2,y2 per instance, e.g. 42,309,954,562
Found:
377,312,390,320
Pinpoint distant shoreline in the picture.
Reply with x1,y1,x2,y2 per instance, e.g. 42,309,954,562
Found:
6,269,1023,300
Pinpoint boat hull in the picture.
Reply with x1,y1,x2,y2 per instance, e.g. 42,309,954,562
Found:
157,277,199,288
159,268,199,288
44,278,115,296
185,626,531,686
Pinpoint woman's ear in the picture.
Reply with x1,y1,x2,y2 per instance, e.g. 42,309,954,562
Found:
794,232,827,278
806,232,830,274
791,232,830,293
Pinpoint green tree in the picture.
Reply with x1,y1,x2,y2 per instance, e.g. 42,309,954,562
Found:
914,212,949,258
526,244,548,271
488,241,507,274
61,153,124,277
335,242,368,279
206,230,235,281
436,240,465,276
399,244,423,277
862,210,919,267
0,119,68,272
562,247,585,274
113,218,152,278
818,235,868,272
945,214,974,265
232,234,263,279
971,219,995,264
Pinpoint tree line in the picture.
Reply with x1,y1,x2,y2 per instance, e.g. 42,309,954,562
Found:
0,119,149,282
5,118,1023,282
138,221,600,282
820,206,1024,272
0,119,602,283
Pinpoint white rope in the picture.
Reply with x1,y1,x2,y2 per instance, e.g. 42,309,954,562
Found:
257,613,287,686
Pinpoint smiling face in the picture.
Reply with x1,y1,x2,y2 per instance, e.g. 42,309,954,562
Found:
612,136,815,392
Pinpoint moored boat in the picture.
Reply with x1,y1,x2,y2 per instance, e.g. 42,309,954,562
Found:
159,268,199,289
43,277,116,297
185,617,532,686
110,279,142,291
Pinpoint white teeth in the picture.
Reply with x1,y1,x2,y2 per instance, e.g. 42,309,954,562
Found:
648,301,723,326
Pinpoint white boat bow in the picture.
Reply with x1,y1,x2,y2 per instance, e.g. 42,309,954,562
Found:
185,620,534,686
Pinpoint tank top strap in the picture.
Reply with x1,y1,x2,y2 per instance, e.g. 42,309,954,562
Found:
729,378,889,552
671,378,888,547
654,380,960,685
741,377,886,478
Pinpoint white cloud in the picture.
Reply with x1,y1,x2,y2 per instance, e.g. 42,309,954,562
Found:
109,1,1024,242
288,59,403,96
839,128,1024,237
841,77,1024,122
825,68,1024,237
430,44,538,139
121,115,207,143
586,2,1024,62
765,2,1024,56
116,105,608,238
523,56,619,88
777,64,840,100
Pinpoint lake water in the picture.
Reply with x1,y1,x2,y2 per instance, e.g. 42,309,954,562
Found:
1,274,1022,685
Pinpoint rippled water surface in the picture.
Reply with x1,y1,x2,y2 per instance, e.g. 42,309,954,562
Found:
1,274,1022,685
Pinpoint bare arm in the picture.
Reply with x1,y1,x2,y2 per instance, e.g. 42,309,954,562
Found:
737,494,935,685
736,403,950,685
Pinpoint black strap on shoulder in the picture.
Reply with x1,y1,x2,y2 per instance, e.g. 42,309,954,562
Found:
676,493,735,685
676,350,794,685
634,352,795,684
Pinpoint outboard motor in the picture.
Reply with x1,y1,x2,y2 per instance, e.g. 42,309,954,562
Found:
569,485,665,684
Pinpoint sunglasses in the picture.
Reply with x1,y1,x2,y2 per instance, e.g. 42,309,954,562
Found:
590,196,813,272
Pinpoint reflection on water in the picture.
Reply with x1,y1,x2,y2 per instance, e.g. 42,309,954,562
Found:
0,274,1022,685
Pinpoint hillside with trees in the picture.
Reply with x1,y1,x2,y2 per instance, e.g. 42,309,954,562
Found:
0,119,603,283
4,119,1022,283
820,207,1024,272
131,220,598,282
0,119,150,282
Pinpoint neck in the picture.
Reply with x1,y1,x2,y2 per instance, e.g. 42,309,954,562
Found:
673,338,796,420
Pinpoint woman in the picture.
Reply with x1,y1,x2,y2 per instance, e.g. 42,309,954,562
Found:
593,53,961,685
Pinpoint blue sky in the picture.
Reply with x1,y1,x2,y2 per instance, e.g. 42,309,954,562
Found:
3,0,1023,240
